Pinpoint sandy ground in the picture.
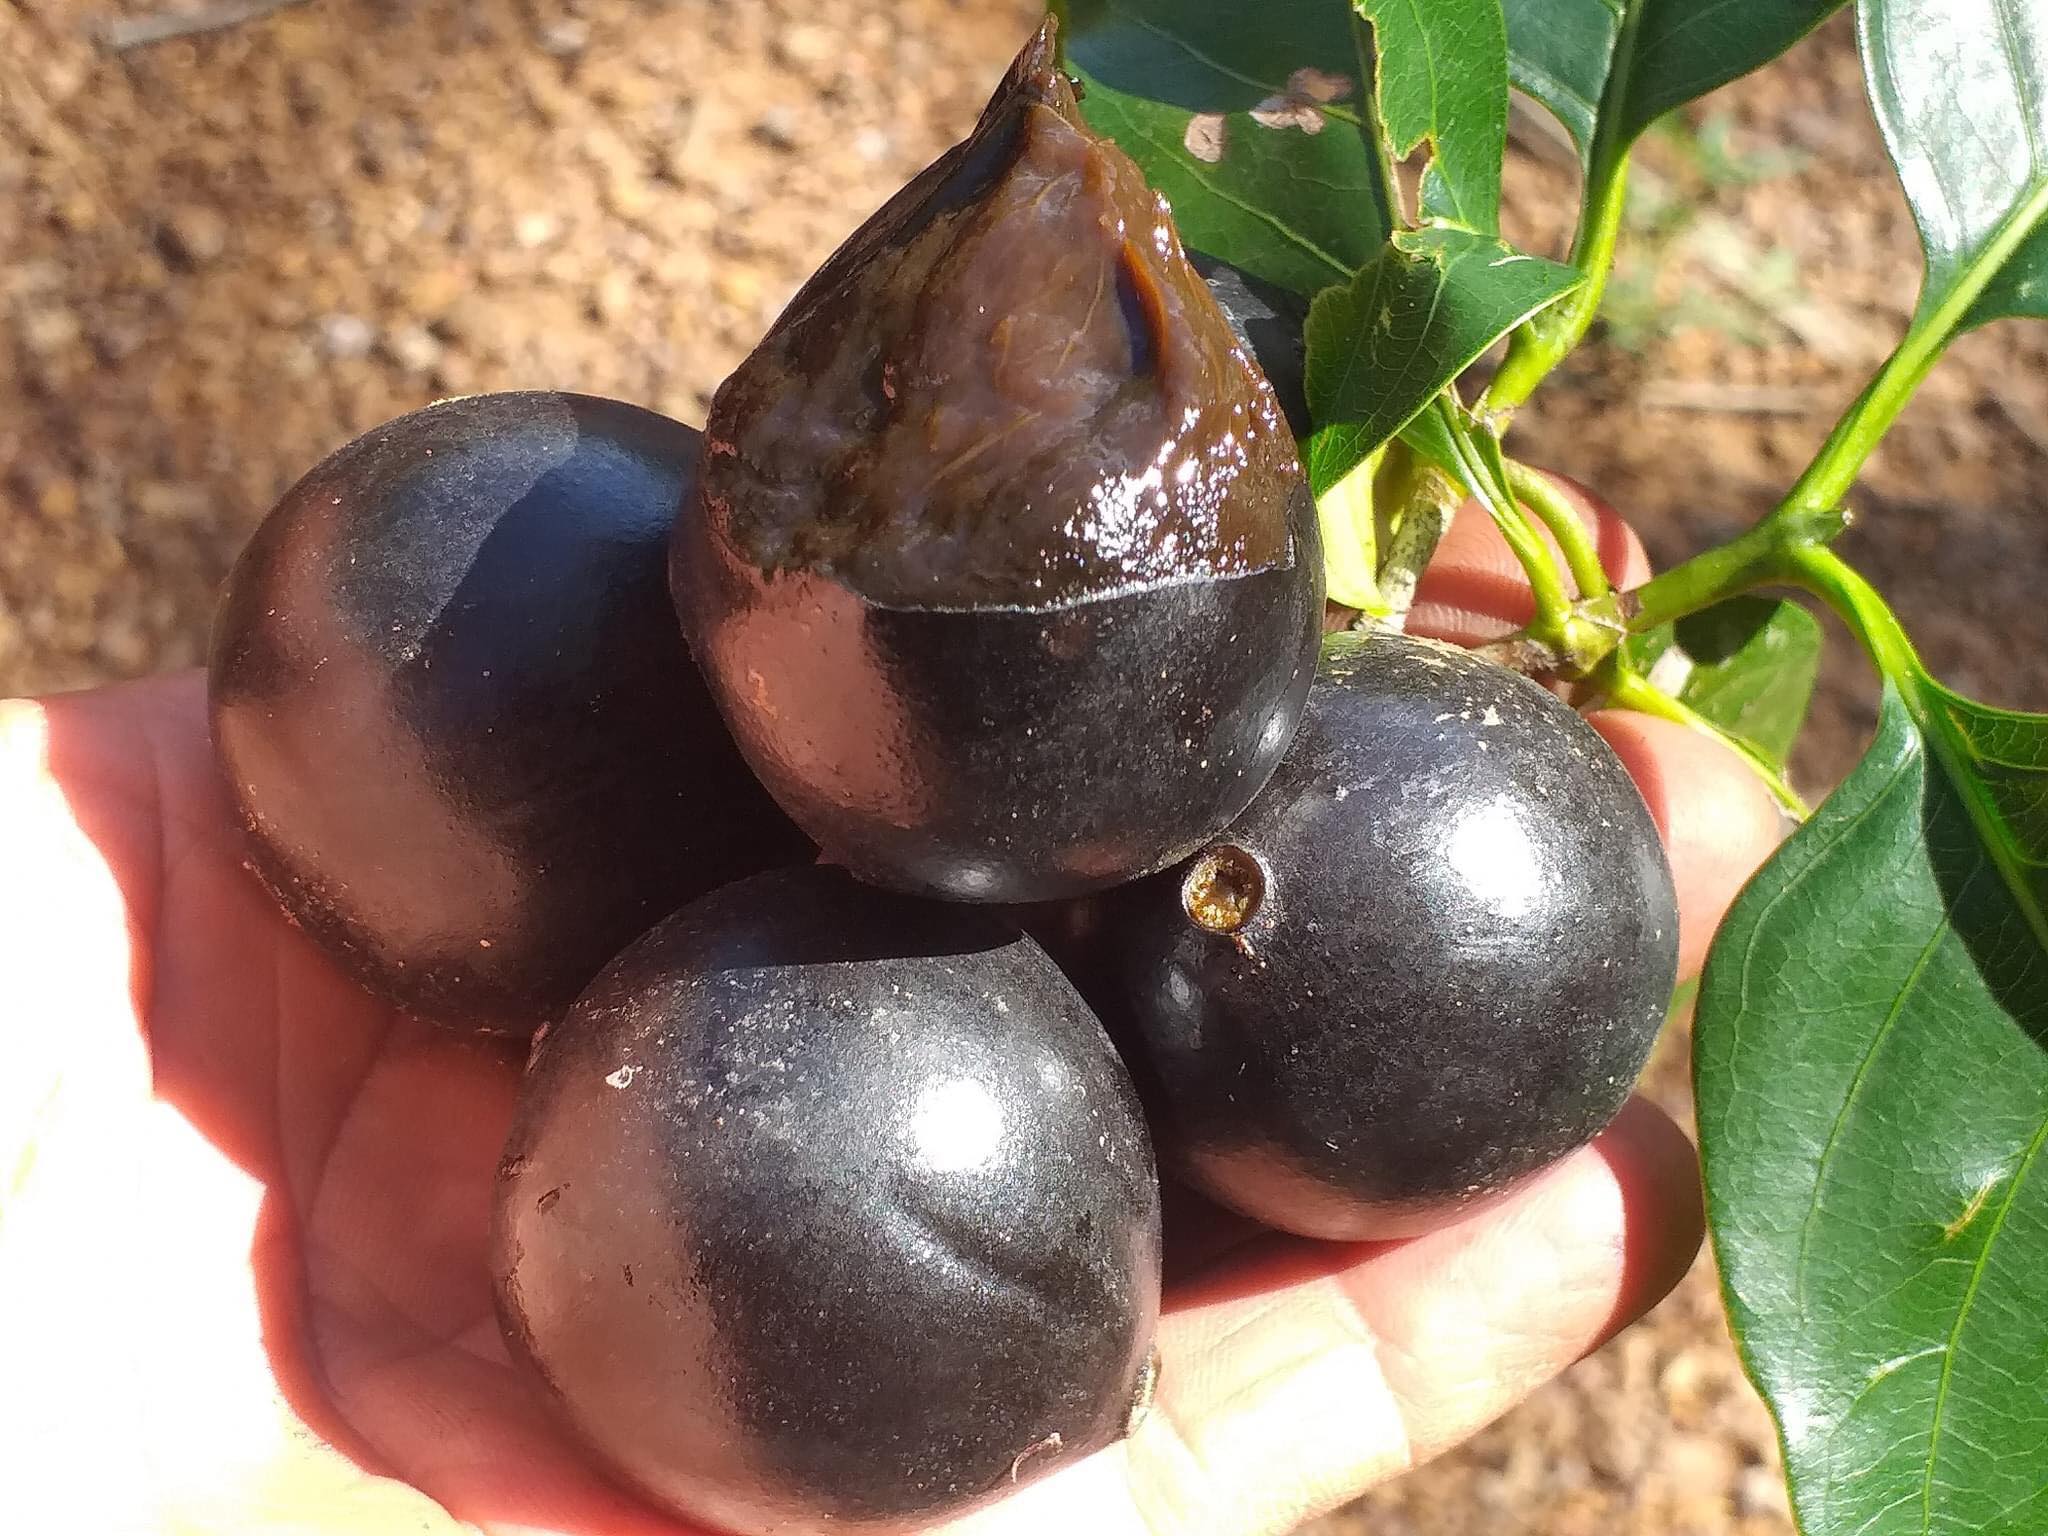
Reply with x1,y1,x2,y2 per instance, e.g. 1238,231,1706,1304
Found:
6,2,2046,1532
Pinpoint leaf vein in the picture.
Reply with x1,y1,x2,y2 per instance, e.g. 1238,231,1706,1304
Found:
1727,737,1924,1063
1793,894,1963,1318
1991,0,2046,171
1920,1112,2048,1531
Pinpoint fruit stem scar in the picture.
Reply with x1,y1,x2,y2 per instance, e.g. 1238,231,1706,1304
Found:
1183,844,1267,933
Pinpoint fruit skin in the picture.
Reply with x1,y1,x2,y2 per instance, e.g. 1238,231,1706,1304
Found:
209,391,811,1036
490,866,1162,1535
673,21,1323,904
1087,631,1680,1241
1189,251,1311,438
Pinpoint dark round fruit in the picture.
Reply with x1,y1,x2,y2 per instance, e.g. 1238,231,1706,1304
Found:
672,22,1323,904
1189,251,1311,438
490,866,1162,1535
209,391,811,1036
1090,630,1679,1240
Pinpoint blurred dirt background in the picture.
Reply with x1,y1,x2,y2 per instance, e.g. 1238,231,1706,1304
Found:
5,1,2045,1532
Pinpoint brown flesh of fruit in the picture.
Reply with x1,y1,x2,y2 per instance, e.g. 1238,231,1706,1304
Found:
699,19,1297,609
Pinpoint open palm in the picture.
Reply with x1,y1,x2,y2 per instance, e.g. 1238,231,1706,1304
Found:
0,495,1772,1536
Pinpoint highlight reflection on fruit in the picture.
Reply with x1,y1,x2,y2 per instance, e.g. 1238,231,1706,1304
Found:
209,391,810,1037
1084,632,1679,1241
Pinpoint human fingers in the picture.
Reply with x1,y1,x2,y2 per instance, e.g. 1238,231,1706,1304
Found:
1588,710,1786,980
951,1096,1701,1536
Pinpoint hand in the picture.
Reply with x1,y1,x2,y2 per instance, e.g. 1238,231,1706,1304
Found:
0,492,1782,1536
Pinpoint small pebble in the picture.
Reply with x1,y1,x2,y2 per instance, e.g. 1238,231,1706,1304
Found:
317,313,374,361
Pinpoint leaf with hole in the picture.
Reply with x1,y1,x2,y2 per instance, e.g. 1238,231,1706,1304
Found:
1356,0,1509,233
1057,0,1385,297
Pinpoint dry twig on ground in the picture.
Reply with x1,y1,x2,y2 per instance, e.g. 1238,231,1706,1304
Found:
98,0,310,52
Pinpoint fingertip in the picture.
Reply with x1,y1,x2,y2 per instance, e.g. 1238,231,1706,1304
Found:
1589,710,1787,980
1125,1095,1704,1524
1583,1095,1705,1349
1324,1092,1699,1465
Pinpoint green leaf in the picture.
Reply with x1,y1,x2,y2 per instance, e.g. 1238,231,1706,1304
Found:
1504,0,1847,170
1301,227,1579,493
1626,596,1822,768
1059,0,1388,296
1698,684,2048,1536
1394,401,1463,478
1501,0,1616,157
1356,0,1509,232
1921,681,2048,943
1858,0,2048,330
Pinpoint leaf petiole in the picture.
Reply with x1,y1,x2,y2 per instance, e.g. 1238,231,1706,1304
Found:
1782,541,2048,953
1774,177,2048,523
1601,662,1812,819
1506,458,1610,599
1430,396,1587,662
1775,542,1921,697
1626,502,1848,636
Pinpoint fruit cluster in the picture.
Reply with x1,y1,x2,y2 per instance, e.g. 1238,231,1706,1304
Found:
207,22,1676,1536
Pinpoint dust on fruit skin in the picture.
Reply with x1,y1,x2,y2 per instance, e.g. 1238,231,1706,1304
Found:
1094,631,1680,1241
489,867,1163,1535
208,391,810,1036
696,18,1303,611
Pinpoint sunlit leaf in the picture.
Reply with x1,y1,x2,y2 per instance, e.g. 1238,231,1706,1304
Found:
1700,681,2048,1536
1859,0,2048,329
1504,0,1847,168
1302,228,1578,493
1059,0,1384,296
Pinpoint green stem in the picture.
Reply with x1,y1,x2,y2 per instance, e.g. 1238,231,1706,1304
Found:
1483,0,1646,416
1777,543,1921,688
1375,441,1461,621
1604,665,1812,819
1626,503,1847,636
1432,397,1577,646
1787,545,2048,955
1507,460,1609,598
1613,179,2048,646
1776,181,2048,518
